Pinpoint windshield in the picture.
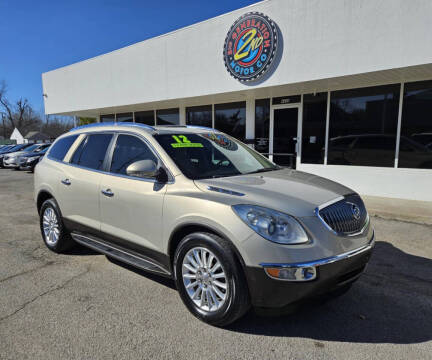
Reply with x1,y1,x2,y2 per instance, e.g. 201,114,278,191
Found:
23,144,40,152
154,133,279,180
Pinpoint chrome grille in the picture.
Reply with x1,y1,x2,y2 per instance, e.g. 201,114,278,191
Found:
318,194,368,235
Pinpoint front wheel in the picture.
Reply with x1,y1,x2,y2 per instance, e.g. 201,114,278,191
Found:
174,232,250,326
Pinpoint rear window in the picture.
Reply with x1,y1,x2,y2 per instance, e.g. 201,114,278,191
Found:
48,135,79,161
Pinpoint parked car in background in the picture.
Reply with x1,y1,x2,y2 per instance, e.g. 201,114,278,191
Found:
18,146,50,172
35,123,374,326
327,134,432,168
0,144,35,168
3,143,51,170
0,145,14,153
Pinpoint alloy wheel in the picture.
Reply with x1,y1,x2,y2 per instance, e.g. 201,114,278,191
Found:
181,247,228,312
42,207,60,246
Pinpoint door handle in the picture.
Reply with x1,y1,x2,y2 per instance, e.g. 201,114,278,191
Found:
101,188,114,197
61,178,71,186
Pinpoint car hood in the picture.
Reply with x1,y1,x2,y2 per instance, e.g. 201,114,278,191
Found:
20,151,43,158
4,150,29,157
194,169,353,217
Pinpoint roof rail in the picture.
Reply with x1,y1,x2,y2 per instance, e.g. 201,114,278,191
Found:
69,122,155,132
186,125,218,132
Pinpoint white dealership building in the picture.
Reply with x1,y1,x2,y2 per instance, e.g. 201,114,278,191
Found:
42,0,432,201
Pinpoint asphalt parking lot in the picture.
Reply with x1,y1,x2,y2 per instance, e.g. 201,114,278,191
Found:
0,169,431,360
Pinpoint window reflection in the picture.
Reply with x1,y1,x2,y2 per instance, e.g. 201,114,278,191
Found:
156,108,179,125
302,93,327,164
255,99,270,154
100,114,115,123
399,80,432,169
186,105,212,128
328,84,400,167
116,112,133,122
135,111,155,125
214,102,246,141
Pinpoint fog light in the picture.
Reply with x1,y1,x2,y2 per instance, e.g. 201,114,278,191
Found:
264,266,317,281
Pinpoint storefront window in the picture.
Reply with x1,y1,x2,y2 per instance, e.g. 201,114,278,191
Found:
328,84,400,167
116,112,133,122
301,93,327,164
100,114,115,122
156,108,179,125
399,80,432,169
214,101,246,141
186,105,212,127
135,110,155,125
255,99,270,154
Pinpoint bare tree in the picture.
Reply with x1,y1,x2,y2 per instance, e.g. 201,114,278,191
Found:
0,80,42,137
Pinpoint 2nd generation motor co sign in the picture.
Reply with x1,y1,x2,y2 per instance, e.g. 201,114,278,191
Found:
223,12,279,82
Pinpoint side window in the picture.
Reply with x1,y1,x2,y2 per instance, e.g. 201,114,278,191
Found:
48,135,79,161
110,134,158,176
70,134,112,170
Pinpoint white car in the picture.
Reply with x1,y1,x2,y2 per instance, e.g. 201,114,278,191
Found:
3,144,50,169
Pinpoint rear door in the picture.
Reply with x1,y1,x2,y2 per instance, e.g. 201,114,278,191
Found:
99,133,167,254
56,133,113,232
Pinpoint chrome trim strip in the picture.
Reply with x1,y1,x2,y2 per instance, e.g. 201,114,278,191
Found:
260,232,374,270
316,196,344,211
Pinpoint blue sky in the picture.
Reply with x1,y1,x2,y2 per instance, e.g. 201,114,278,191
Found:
0,0,260,115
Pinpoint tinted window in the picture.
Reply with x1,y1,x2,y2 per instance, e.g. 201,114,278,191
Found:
70,134,112,170
255,99,270,154
116,113,133,122
186,105,212,128
101,114,115,122
23,144,40,152
135,111,155,125
110,135,158,176
399,80,432,169
214,102,246,141
154,133,277,180
355,136,395,150
156,108,179,125
48,135,79,161
301,92,327,164
328,84,400,167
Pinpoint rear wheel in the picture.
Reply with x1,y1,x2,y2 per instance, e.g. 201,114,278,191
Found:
39,198,75,253
174,232,250,326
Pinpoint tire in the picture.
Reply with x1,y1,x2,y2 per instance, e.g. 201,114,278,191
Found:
39,198,75,253
174,232,250,326
13,167,19,171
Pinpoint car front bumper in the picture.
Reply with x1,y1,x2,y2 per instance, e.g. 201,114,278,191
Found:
19,159,38,170
245,234,374,308
3,159,18,167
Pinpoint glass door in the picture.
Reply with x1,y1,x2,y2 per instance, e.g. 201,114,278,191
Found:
270,106,299,168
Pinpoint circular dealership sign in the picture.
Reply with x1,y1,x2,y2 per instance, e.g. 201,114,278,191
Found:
223,12,279,82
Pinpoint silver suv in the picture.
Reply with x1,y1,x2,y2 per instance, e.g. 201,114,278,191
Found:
34,123,374,326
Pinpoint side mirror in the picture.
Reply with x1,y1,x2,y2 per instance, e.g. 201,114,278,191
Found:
126,160,169,183
126,160,158,178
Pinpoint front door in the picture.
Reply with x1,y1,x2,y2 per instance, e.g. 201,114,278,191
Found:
270,106,299,168
99,133,167,255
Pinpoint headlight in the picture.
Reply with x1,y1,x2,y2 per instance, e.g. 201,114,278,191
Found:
232,205,309,244
26,156,39,162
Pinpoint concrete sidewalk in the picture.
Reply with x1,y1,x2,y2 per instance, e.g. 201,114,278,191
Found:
363,195,432,225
